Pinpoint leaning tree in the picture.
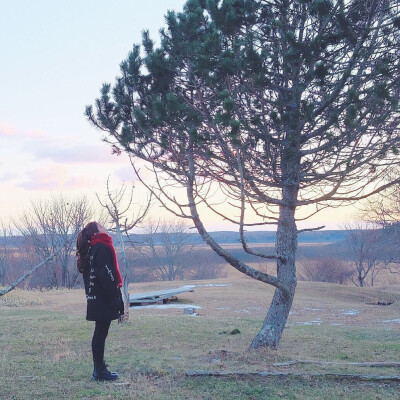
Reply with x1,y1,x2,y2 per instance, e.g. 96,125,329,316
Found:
87,0,400,349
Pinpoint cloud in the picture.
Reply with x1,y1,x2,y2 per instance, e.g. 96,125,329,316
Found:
18,166,98,191
113,159,155,184
1,124,122,165
0,123,44,138
113,166,139,182
27,142,123,164
0,172,20,182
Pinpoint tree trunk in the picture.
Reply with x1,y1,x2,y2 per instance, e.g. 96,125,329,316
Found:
61,257,68,288
249,190,298,349
115,224,130,318
0,249,8,286
168,262,176,281
358,263,365,287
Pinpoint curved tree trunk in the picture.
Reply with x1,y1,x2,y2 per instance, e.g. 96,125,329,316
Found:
250,190,298,349
187,152,296,349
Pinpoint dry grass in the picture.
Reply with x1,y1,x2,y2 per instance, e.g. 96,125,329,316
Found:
0,288,44,307
1,275,400,399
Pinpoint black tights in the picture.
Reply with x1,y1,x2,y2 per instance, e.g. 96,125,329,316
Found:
92,320,112,364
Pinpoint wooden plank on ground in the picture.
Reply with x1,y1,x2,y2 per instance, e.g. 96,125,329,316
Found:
129,285,195,306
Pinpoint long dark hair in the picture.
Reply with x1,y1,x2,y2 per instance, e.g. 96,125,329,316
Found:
76,222,99,273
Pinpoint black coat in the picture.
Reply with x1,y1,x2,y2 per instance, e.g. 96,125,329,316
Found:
83,242,124,322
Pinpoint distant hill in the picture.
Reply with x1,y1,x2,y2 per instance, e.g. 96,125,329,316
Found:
129,229,349,245
0,230,350,247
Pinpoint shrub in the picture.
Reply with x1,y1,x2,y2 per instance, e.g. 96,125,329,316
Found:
190,262,227,280
299,257,353,284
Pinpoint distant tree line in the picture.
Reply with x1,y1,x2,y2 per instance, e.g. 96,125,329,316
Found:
1,211,399,290
2,183,400,291
0,193,227,291
299,189,400,286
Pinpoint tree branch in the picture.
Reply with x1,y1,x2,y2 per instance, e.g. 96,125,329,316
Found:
0,242,70,296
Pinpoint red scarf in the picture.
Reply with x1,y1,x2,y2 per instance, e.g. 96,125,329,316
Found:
90,233,123,288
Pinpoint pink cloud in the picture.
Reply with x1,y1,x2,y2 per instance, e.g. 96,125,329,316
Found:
0,123,44,138
18,166,98,191
31,144,120,164
0,172,20,182
64,175,99,190
114,166,139,181
113,160,154,183
1,123,125,165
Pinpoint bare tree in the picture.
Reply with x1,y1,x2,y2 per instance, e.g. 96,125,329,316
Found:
300,257,353,284
87,0,400,349
137,219,194,281
15,195,93,288
345,222,386,287
0,220,12,286
360,183,400,275
96,177,151,317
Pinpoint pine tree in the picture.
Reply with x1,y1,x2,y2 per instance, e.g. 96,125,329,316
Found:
87,0,400,349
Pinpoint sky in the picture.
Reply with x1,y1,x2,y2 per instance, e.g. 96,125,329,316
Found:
0,0,355,231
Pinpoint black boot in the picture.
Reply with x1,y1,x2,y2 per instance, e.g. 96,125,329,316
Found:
92,361,119,381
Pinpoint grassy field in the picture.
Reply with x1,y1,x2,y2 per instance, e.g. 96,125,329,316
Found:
1,274,400,399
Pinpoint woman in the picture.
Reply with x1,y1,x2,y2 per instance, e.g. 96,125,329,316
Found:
76,221,124,381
